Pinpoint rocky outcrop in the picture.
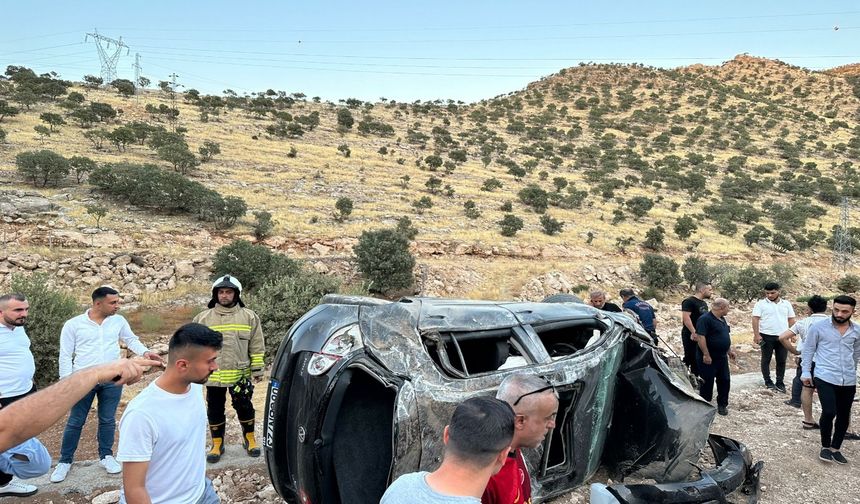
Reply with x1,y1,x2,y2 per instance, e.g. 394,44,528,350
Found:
0,251,212,301
0,190,59,221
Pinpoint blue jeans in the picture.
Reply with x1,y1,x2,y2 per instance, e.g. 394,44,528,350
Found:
196,478,220,504
0,438,50,479
59,382,123,463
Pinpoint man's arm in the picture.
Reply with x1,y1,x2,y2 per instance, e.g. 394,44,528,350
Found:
681,311,696,335
778,327,800,355
122,461,152,504
800,326,820,384
787,317,797,328
751,316,761,344
0,359,161,453
695,319,711,364
58,321,76,379
249,312,266,379
119,318,162,363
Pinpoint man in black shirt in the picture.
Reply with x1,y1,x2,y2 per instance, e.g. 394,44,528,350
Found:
681,282,712,377
589,290,622,313
695,298,736,416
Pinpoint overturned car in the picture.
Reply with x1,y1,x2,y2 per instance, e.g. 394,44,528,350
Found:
264,295,763,504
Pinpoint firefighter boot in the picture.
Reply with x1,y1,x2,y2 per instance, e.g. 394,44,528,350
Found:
240,418,260,457
207,422,226,463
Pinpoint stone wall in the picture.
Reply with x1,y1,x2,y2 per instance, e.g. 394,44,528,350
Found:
0,251,212,301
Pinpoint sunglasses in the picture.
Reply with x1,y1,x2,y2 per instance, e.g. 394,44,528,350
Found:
512,381,556,406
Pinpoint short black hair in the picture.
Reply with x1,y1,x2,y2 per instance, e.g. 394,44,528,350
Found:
0,293,26,305
807,295,828,314
764,282,780,291
446,396,514,467
832,295,857,308
168,323,223,358
92,286,119,302
619,288,635,298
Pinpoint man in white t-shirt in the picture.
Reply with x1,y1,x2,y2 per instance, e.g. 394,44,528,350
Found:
779,295,828,429
752,282,796,393
117,323,223,504
0,293,49,498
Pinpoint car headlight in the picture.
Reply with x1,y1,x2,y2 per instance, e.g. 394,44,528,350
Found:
307,324,363,376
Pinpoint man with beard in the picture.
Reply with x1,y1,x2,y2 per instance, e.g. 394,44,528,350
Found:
801,295,860,465
51,286,163,483
752,282,796,393
0,294,50,498
681,282,713,377
117,323,223,504
192,275,265,462
588,290,622,313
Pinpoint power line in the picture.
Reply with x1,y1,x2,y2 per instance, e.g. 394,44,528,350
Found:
120,25,857,45
98,9,860,33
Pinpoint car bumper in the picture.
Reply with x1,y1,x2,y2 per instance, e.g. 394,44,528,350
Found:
593,434,763,503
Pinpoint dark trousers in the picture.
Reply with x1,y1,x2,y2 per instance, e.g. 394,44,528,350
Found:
789,357,803,405
206,385,255,426
759,334,787,385
697,353,730,408
814,378,856,450
681,333,699,377
0,387,36,486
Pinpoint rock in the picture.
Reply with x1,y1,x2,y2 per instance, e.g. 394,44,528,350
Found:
91,489,121,504
0,190,59,218
7,254,38,270
312,261,330,274
174,260,195,278
311,242,331,255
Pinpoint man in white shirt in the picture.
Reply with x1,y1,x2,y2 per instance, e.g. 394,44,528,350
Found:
779,295,828,429
752,282,796,393
51,287,163,483
117,323,222,504
0,293,50,498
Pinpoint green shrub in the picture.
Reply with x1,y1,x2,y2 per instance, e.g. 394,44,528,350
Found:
674,215,698,239
335,197,353,221
253,269,343,364
16,150,70,187
211,240,301,291
517,184,549,213
498,214,524,237
11,274,79,388
253,210,275,240
354,228,416,293
639,253,681,289
682,256,710,288
642,225,666,251
836,274,860,293
540,214,564,235
715,265,780,302
396,216,418,240
626,196,654,219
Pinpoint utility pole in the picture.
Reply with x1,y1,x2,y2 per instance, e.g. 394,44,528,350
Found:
168,73,181,132
133,53,142,100
85,29,129,84
834,197,853,272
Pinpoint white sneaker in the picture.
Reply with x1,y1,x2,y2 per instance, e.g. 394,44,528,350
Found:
100,455,122,474
0,477,38,497
50,462,71,483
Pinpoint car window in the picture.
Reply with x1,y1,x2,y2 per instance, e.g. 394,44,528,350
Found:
422,327,534,378
530,319,608,358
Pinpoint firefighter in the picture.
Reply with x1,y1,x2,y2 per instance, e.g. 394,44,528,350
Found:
193,275,265,463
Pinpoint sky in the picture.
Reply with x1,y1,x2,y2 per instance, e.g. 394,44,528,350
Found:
2,1,860,102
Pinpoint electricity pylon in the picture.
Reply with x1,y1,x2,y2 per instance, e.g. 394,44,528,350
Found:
85,29,129,84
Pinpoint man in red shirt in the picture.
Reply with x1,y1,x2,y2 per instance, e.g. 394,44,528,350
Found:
483,374,559,504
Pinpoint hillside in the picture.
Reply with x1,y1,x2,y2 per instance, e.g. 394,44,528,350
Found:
1,54,860,301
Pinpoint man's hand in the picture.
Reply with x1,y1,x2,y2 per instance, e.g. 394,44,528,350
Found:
753,333,762,345
703,354,712,365
253,375,264,384
802,377,813,387
142,351,164,365
96,359,163,386
728,348,737,361
690,333,699,342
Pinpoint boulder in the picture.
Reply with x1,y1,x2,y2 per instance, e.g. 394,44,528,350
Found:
174,260,195,278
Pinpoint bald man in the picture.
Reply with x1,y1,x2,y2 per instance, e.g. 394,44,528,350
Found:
695,298,737,416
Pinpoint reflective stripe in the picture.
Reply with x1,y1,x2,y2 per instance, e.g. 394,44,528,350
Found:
209,324,252,332
208,368,251,382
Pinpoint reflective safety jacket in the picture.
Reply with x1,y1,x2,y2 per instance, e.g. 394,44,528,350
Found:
192,303,265,387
